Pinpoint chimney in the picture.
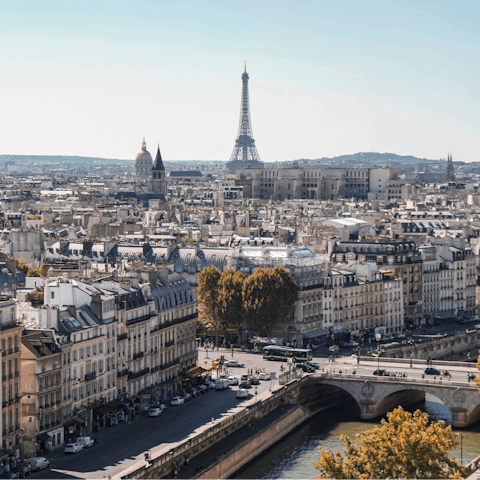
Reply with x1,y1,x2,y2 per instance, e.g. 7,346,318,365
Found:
148,270,157,288
157,266,169,286
5,261,16,276
66,305,77,318
90,293,102,320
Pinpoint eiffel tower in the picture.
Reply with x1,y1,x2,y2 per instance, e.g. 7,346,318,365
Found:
226,64,264,172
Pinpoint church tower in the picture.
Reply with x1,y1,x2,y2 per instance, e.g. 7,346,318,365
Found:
444,152,455,182
148,144,167,196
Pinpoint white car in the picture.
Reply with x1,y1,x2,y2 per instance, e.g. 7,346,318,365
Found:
396,332,406,339
148,407,163,417
236,388,249,399
226,376,239,386
64,442,84,454
347,341,359,347
224,360,245,368
171,396,185,405
258,372,271,380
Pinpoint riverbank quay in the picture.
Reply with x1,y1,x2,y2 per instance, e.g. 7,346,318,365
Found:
116,379,303,479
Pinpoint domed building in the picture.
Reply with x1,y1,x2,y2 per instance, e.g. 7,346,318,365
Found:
135,137,153,177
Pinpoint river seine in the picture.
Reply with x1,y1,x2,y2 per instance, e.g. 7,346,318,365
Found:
232,394,480,479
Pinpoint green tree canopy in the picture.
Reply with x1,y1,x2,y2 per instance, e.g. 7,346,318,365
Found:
197,266,222,345
218,269,245,342
243,266,297,335
315,406,465,479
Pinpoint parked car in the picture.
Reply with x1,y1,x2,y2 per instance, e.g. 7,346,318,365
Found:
329,345,340,353
148,407,163,417
1,473,19,479
76,436,95,448
297,363,315,373
64,442,84,454
188,388,200,398
171,396,185,405
226,376,239,386
215,379,229,390
424,368,441,376
305,362,319,369
396,332,406,339
182,392,192,402
373,369,390,376
13,463,31,478
249,376,260,385
198,385,208,394
239,380,251,389
26,457,49,472
236,388,249,399
347,341,359,347
206,381,216,390
224,360,245,368
258,372,271,380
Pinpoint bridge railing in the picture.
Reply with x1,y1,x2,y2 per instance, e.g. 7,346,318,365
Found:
312,371,479,389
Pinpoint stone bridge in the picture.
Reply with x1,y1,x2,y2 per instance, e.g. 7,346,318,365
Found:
297,373,480,427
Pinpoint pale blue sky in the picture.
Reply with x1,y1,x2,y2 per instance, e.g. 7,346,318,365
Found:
1,0,479,162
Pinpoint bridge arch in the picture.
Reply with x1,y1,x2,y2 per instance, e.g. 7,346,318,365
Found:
299,375,480,427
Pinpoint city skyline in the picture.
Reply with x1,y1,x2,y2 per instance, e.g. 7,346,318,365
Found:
1,0,480,162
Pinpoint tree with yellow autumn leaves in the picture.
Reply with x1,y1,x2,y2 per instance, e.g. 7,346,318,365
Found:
315,406,466,479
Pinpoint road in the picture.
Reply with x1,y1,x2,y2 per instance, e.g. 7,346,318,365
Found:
30,347,477,479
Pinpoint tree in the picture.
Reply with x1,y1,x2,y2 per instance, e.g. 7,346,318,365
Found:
243,266,297,335
314,406,466,479
197,266,222,347
218,269,245,345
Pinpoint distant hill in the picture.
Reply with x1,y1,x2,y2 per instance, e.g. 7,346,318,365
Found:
294,152,444,165
0,154,132,166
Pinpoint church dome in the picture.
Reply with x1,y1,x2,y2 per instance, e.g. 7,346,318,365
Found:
135,137,153,177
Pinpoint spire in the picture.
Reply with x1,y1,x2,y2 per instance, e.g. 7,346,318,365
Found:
153,144,165,171
142,135,146,151
244,61,246,73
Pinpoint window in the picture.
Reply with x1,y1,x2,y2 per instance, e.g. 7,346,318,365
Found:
51,292,55,299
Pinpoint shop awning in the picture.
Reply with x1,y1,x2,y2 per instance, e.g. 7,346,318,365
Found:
303,328,329,338
0,449,10,462
185,365,211,379
36,433,51,443
94,406,112,416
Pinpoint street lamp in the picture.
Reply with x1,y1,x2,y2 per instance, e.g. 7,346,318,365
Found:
231,345,234,358
205,346,209,359
255,386,257,400
410,353,413,368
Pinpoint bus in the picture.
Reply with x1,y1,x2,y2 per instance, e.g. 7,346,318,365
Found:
262,346,312,362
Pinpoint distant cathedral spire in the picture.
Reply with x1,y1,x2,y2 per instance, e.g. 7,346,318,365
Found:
444,152,455,182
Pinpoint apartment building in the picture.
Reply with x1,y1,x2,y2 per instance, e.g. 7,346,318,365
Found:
334,241,423,327
0,296,22,458
21,330,63,457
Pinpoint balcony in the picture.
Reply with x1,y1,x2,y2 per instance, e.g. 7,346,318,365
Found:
160,358,180,370
84,372,97,382
126,313,156,327
165,340,175,348
128,367,150,380
117,333,128,341
117,369,129,378
132,352,144,360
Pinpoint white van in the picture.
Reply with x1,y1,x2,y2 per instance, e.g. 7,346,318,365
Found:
27,457,50,471
76,436,95,448
215,378,229,390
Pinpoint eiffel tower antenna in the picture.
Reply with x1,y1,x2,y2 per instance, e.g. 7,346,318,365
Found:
226,64,263,172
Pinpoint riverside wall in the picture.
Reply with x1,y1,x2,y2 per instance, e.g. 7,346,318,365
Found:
117,380,303,479
195,404,311,480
